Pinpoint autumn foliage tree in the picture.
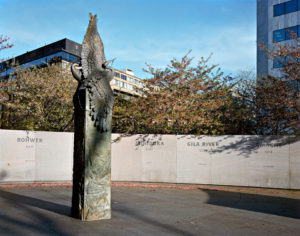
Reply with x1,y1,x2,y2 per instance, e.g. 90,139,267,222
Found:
257,36,300,134
0,35,13,61
223,69,257,134
1,65,77,131
113,54,256,135
0,35,13,102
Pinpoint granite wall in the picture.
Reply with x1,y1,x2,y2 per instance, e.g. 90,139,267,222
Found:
0,130,299,189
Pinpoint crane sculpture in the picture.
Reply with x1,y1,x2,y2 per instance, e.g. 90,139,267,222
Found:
71,13,114,221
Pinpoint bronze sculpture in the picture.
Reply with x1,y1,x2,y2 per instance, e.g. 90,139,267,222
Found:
71,13,114,221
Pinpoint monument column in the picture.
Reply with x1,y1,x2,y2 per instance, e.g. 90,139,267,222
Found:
71,13,114,221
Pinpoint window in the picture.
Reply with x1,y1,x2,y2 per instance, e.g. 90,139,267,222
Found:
273,25,299,42
285,0,297,14
286,26,298,40
121,81,126,88
61,61,67,69
114,72,120,78
121,74,127,80
273,29,285,42
274,0,299,17
140,82,144,87
127,84,133,90
128,77,133,83
274,3,285,17
134,79,139,85
114,79,120,86
273,56,285,68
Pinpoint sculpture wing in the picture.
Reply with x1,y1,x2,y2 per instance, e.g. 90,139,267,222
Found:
80,13,114,132
87,72,114,132
81,13,106,79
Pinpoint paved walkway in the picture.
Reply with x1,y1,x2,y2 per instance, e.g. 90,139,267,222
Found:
0,184,299,236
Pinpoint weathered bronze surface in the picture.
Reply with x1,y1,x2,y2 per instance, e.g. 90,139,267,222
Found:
71,13,114,221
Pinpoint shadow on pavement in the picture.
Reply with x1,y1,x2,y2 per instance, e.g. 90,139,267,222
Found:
0,189,70,216
203,189,300,219
0,187,299,235
0,189,72,236
113,204,195,236
0,188,195,236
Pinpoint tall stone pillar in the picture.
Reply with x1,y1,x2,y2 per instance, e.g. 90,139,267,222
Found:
71,13,114,221
71,89,111,221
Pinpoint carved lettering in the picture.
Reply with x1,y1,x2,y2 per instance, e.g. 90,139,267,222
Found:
136,141,165,146
17,137,43,143
187,141,219,147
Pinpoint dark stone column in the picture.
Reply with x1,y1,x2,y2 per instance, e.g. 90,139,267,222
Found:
71,88,111,221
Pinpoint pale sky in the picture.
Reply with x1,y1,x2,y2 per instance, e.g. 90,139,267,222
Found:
0,0,256,78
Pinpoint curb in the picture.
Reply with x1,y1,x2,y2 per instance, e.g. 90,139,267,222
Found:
0,182,299,198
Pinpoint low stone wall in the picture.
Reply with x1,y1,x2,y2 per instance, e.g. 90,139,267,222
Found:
111,134,299,189
0,130,299,189
0,129,73,182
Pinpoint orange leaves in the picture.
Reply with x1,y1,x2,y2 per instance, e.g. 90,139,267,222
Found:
112,53,248,135
256,75,299,134
256,38,299,134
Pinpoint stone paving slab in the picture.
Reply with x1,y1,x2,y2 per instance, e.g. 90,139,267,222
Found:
0,185,299,236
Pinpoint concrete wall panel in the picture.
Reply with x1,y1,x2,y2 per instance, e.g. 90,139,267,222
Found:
35,131,73,181
247,136,290,189
140,135,177,183
0,130,36,182
111,134,143,181
177,135,212,184
289,137,300,189
210,136,250,186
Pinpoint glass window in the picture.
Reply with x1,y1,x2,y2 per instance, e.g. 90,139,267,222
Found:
140,82,144,87
273,29,285,42
121,81,126,88
0,62,7,71
274,3,285,17
298,25,300,38
286,26,298,40
127,84,133,90
114,79,119,86
114,72,120,77
121,74,127,80
285,0,297,14
273,56,285,68
134,79,139,84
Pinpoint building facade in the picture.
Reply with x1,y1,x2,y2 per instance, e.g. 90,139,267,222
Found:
0,38,144,96
257,0,300,78
0,38,144,127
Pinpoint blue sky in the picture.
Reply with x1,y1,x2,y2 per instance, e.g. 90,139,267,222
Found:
0,0,256,79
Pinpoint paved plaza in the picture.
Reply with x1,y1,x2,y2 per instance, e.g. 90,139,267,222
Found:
0,184,299,236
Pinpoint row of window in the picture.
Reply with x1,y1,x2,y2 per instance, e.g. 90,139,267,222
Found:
113,71,143,86
1,51,78,77
114,79,140,91
273,56,300,68
274,0,300,17
273,25,300,42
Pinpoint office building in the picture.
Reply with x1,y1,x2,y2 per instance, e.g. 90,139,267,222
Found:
0,38,144,96
257,0,300,78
